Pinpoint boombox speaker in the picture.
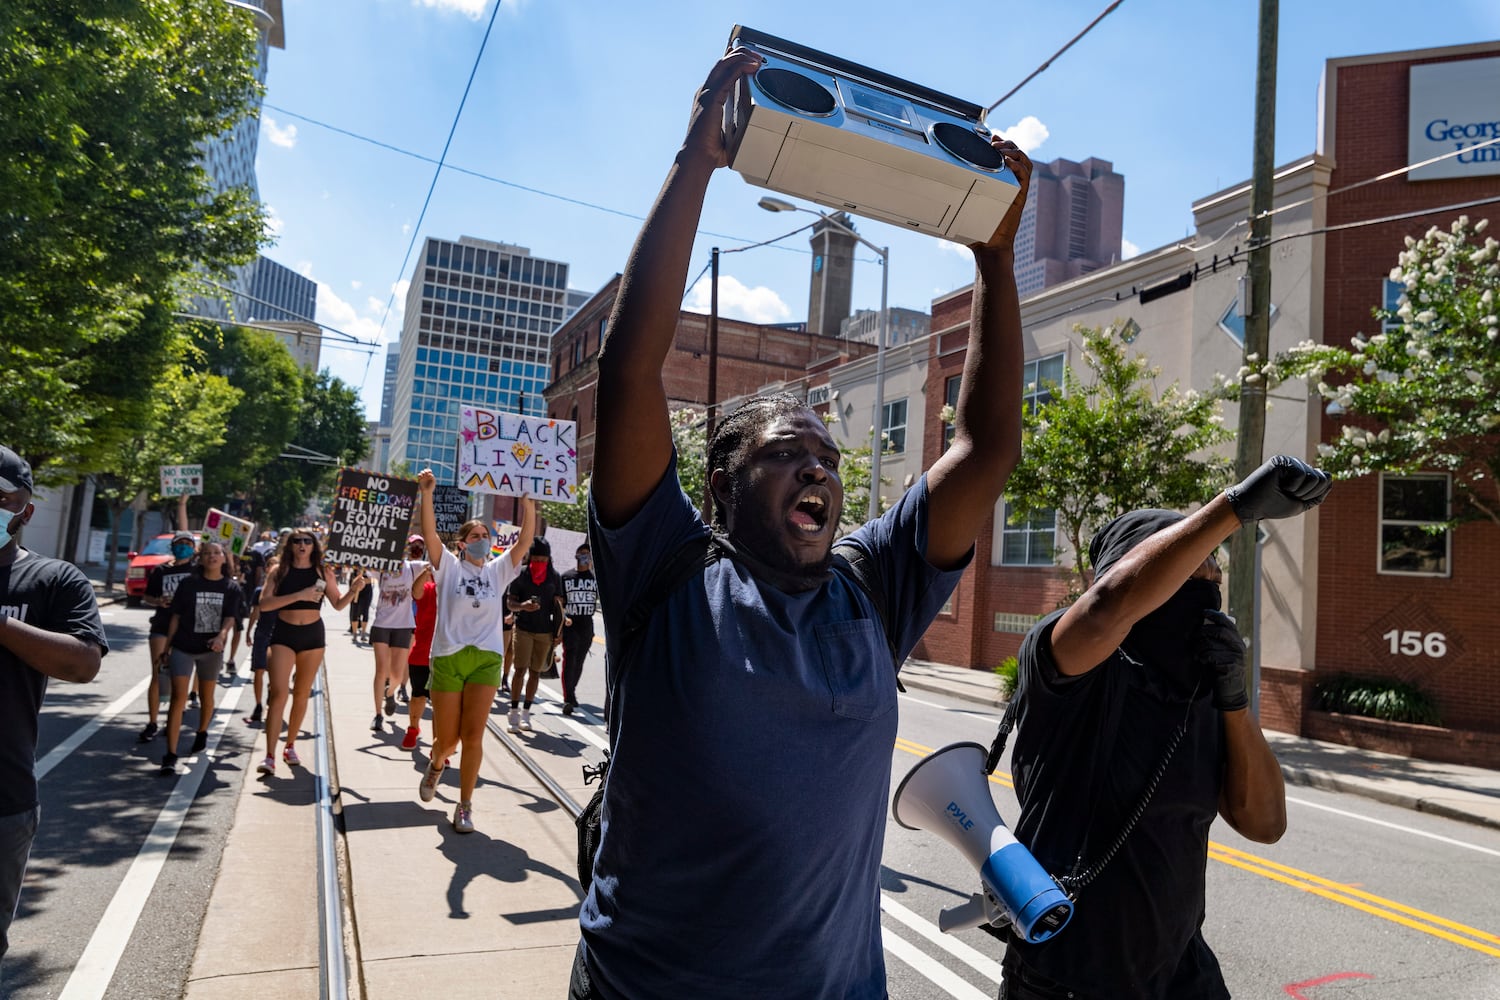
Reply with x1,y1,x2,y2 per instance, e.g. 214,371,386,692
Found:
723,25,1022,245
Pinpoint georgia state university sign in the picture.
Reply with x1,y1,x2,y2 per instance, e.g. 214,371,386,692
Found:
1408,56,1500,181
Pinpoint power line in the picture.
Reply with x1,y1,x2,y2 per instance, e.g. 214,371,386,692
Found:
985,1,1126,116
373,0,506,342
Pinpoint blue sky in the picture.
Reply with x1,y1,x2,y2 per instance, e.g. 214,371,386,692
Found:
254,0,1500,418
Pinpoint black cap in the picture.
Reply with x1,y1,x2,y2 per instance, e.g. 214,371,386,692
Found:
0,446,33,495
529,536,551,557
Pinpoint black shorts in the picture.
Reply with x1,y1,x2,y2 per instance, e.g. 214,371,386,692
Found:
407,664,431,700
269,618,325,654
368,625,413,649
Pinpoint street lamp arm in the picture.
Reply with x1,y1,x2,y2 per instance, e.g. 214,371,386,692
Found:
756,197,888,262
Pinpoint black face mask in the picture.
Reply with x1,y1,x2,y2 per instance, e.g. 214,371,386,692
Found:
1122,578,1222,695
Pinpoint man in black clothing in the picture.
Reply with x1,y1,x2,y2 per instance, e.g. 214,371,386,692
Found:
504,536,563,731
558,542,598,715
1000,455,1330,1000
0,445,106,972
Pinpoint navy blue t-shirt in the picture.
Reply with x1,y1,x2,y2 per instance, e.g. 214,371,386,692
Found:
1006,610,1227,999
581,454,968,999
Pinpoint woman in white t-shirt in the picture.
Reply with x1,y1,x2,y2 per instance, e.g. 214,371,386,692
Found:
413,468,535,834
367,539,432,735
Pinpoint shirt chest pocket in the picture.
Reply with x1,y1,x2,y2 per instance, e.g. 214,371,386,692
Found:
814,619,896,722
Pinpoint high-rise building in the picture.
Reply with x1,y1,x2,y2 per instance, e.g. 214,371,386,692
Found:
194,1,317,330
380,343,400,427
807,214,858,336
1013,156,1124,297
839,307,930,347
390,236,570,482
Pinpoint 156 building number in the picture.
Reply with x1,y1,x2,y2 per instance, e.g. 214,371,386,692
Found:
1382,630,1448,657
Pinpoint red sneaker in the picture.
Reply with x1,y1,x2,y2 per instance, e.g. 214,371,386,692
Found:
401,727,420,750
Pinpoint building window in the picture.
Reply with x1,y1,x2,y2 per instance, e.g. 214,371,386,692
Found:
943,375,961,451
1379,473,1450,576
1022,353,1065,414
1000,500,1056,566
881,398,907,454
1381,277,1404,333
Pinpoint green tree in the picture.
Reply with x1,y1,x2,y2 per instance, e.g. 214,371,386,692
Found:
198,325,303,505
94,352,241,588
0,0,264,479
251,370,371,528
1266,216,1500,525
1004,323,1236,585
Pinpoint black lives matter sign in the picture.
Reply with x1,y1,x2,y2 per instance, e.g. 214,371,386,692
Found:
327,469,418,572
431,484,470,536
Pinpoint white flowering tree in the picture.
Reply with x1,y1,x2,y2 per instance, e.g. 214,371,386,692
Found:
1266,216,1500,525
1004,323,1236,585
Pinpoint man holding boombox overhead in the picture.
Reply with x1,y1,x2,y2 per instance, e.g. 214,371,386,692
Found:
999,457,1330,999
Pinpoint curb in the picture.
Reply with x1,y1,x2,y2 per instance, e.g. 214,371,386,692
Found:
1280,765,1500,832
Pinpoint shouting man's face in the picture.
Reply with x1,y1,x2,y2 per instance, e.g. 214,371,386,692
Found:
717,408,844,576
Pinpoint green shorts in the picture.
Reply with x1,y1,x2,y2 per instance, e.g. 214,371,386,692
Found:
429,645,503,693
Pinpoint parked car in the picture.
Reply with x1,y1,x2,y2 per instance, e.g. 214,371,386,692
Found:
125,534,176,607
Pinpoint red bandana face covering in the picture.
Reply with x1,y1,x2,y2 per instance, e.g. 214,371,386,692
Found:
529,559,547,585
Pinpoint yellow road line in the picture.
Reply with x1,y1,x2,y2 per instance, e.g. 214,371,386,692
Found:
892,735,1500,959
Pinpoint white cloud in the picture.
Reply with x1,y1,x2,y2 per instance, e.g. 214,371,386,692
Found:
1121,236,1140,260
264,205,285,241
401,222,412,236
996,115,1049,155
318,282,389,346
296,260,314,278
936,240,974,259
414,0,488,17
350,279,363,290
683,274,791,325
263,116,298,149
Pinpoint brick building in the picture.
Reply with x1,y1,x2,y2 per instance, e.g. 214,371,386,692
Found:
545,275,876,476
900,40,1500,766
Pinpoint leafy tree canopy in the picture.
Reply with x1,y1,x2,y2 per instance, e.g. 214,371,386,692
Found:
1263,216,1500,525
1004,322,1236,584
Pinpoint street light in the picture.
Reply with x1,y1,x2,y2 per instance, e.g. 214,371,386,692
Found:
758,197,890,518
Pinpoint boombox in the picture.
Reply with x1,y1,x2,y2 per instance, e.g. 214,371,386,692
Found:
723,25,1022,245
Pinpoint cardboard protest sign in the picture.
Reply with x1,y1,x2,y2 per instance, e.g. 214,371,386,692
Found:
489,521,521,559
458,408,577,502
202,508,255,558
432,485,471,536
326,469,419,572
160,464,203,497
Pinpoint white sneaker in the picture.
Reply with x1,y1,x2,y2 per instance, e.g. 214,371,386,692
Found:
452,800,474,834
419,760,443,803
519,709,532,731
507,709,520,733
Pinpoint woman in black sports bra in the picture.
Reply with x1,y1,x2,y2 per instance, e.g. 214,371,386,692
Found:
253,530,365,775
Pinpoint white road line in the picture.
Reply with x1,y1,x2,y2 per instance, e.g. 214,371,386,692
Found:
1287,795,1500,857
533,682,609,750
56,677,247,1000
882,924,993,1000
37,675,153,780
881,893,1005,985
898,692,1000,722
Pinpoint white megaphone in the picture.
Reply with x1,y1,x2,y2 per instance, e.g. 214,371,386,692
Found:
892,742,1073,943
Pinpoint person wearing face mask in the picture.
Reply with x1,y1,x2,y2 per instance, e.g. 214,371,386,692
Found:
504,536,564,733
413,470,534,834
137,530,199,744
0,446,106,972
558,542,598,716
996,456,1331,1000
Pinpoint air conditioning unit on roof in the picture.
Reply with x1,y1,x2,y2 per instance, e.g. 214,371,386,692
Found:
723,25,1022,246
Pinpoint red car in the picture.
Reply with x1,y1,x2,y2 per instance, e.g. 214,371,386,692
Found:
125,534,177,607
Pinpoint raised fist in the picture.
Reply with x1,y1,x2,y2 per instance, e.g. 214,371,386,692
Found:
1225,455,1331,523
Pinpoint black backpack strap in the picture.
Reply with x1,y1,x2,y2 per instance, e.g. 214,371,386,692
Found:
830,541,903,690
982,696,1020,775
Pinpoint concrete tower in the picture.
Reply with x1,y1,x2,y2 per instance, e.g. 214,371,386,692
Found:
806,213,857,337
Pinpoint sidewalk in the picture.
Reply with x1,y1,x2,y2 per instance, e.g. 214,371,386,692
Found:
900,657,1500,830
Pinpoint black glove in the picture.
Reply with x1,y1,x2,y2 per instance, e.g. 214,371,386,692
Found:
1225,455,1332,523
1197,609,1248,712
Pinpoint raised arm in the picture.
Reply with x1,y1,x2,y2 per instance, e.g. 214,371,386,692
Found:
506,498,537,571
1050,456,1332,677
923,140,1033,568
591,49,762,528
417,469,443,563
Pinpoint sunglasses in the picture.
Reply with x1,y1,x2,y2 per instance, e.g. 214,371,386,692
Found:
290,537,315,546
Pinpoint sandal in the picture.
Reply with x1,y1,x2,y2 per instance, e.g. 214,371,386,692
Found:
282,745,302,767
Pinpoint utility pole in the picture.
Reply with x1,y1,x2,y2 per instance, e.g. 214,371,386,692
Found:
1229,0,1279,705
702,247,720,523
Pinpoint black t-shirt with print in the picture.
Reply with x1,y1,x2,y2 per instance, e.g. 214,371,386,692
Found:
145,560,196,634
167,574,244,654
0,551,109,816
561,568,597,635
506,567,563,635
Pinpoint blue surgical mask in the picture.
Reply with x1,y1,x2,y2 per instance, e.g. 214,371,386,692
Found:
0,508,15,549
172,543,196,560
464,537,491,561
